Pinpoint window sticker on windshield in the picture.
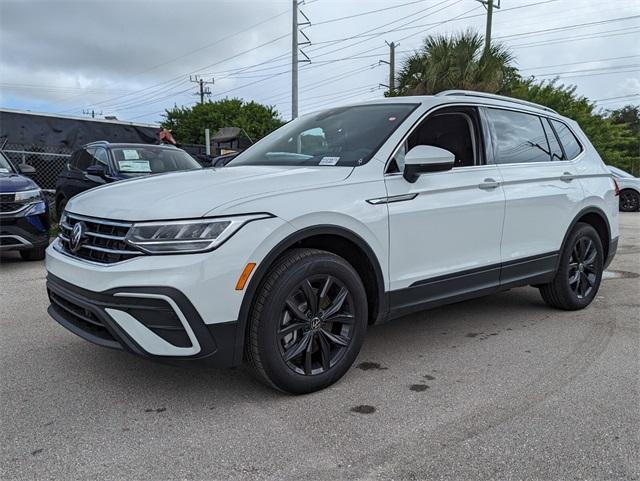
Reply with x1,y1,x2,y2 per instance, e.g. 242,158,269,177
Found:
319,156,340,166
0,168,9,173
118,160,151,172
122,149,140,160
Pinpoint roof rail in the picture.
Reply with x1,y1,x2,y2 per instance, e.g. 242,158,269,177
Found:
436,90,558,114
85,140,110,145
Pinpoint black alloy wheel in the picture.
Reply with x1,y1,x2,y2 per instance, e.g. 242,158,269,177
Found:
247,248,368,394
538,222,603,310
567,236,598,299
278,275,355,376
619,190,640,212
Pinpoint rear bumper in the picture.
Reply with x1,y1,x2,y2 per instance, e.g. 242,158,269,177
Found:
604,236,618,269
46,274,238,366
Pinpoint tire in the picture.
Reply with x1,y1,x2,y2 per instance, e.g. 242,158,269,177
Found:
20,246,46,261
539,223,604,310
247,248,368,394
619,189,640,212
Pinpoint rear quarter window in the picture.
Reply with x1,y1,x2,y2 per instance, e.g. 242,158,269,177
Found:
550,119,583,160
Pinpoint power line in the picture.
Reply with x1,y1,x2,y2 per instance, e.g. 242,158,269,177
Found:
312,0,428,26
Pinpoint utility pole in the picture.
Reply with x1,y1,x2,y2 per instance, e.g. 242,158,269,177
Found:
190,75,214,104
379,41,398,95
291,0,311,119
292,0,298,119
82,109,102,119
388,41,396,93
476,0,500,55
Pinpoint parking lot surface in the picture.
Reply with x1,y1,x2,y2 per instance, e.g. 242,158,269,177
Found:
1,214,638,481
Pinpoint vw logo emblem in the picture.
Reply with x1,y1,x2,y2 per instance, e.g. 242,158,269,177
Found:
70,222,86,253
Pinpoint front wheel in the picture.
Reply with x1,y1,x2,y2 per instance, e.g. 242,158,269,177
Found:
539,223,603,310
247,248,368,394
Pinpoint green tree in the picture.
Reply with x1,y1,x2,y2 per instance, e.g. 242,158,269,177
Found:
607,105,640,135
393,30,516,96
161,98,284,144
509,78,640,174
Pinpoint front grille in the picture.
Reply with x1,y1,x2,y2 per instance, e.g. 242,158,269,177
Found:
0,193,28,214
58,213,144,264
48,289,115,342
0,202,25,213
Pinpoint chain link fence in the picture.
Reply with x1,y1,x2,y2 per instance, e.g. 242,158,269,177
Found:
3,142,71,189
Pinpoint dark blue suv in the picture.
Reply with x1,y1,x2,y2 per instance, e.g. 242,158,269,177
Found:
0,151,50,260
54,141,201,217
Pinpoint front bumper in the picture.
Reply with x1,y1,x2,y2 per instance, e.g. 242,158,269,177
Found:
44,215,294,365
0,204,50,252
47,274,238,366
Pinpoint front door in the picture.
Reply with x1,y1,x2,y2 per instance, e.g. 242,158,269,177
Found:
384,106,506,316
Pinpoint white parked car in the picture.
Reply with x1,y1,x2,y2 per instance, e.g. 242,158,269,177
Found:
608,165,640,212
46,91,619,393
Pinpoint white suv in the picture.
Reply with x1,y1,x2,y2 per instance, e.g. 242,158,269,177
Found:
46,91,619,393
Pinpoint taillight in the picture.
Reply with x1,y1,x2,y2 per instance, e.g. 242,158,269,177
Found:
612,177,621,196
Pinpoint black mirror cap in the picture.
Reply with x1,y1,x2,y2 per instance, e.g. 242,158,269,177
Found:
18,163,36,177
403,161,454,183
86,164,106,176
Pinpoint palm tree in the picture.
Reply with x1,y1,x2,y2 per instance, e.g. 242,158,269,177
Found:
394,30,516,96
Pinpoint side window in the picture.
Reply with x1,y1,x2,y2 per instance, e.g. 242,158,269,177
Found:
486,108,550,164
75,148,94,171
388,107,483,172
542,118,565,161
92,148,109,168
68,151,82,169
550,119,582,160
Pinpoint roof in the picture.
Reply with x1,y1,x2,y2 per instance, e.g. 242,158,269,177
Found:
0,108,160,128
84,141,178,149
337,90,559,116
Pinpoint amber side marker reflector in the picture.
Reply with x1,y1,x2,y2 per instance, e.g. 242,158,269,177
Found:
235,263,256,290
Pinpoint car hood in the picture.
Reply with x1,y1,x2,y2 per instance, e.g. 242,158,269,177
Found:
0,173,39,193
66,165,354,221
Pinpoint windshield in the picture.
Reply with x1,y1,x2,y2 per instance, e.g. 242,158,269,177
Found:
110,147,201,174
228,103,418,167
0,151,16,174
609,166,635,178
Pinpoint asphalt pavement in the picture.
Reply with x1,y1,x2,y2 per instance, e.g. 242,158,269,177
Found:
1,213,638,481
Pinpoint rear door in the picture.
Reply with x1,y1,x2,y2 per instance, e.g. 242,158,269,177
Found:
482,107,584,285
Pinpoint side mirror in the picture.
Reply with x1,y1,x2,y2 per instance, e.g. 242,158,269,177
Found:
85,164,107,183
403,145,455,183
18,163,36,177
86,164,106,177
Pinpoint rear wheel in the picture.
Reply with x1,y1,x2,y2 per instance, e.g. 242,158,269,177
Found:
619,189,640,212
247,248,368,394
539,223,603,310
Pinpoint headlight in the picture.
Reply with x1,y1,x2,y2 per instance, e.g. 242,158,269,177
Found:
125,213,272,254
15,189,42,203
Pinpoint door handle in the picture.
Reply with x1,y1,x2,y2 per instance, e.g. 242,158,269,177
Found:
560,172,576,182
478,178,500,190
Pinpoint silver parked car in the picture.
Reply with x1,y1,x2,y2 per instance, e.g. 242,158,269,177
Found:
609,165,640,212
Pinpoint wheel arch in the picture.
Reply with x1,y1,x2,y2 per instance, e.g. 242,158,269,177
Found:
559,206,612,268
234,225,387,365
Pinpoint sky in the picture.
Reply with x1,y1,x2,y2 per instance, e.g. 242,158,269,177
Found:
0,0,638,126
